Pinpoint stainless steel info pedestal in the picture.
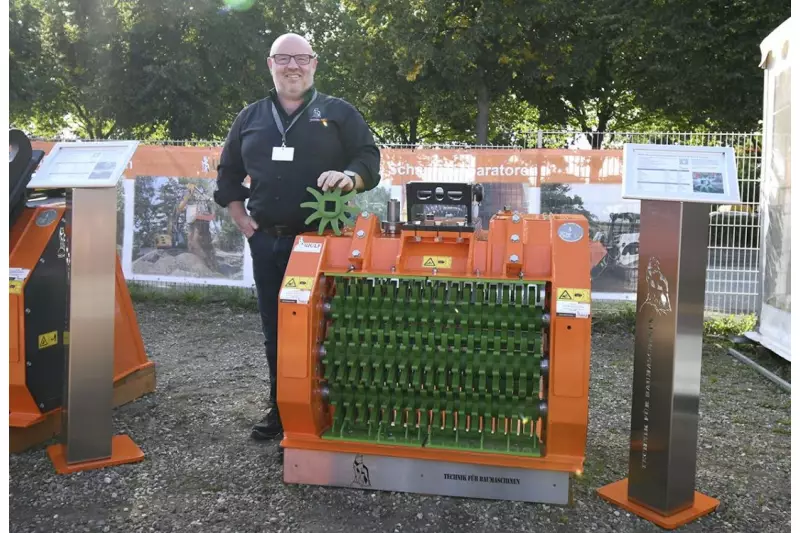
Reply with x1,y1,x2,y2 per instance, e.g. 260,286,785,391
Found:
26,140,146,473
597,143,741,530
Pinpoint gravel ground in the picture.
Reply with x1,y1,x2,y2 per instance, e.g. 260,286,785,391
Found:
10,301,791,533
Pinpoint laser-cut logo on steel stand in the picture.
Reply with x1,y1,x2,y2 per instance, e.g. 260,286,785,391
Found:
640,256,671,316
351,455,371,487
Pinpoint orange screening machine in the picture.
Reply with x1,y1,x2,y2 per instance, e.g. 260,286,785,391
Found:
9,130,154,450
278,182,592,504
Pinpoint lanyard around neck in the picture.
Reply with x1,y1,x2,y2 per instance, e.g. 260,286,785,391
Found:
271,90,318,147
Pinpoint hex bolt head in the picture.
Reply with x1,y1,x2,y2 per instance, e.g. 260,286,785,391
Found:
361,211,369,218
511,234,520,242
539,401,548,416
356,230,365,238
512,214,521,223
510,254,519,263
352,250,361,257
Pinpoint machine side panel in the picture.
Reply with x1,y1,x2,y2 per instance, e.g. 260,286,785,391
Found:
9,206,65,424
9,208,37,254
9,294,23,371
112,258,153,380
23,216,69,413
8,290,45,427
546,215,592,461
523,219,553,279
278,235,329,437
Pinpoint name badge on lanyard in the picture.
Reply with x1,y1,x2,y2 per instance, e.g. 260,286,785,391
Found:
271,91,318,162
272,146,294,161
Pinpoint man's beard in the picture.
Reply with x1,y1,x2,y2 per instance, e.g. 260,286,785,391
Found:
277,74,312,97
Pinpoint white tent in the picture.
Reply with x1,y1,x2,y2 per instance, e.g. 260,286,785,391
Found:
745,18,792,361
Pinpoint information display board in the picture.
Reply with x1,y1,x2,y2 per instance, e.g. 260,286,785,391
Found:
27,141,139,189
598,143,739,529
622,143,740,204
29,140,146,474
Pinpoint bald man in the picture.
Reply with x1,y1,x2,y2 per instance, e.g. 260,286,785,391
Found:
214,32,381,441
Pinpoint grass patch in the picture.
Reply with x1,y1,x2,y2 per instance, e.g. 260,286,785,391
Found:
592,301,757,341
591,301,637,333
704,313,757,338
128,282,257,311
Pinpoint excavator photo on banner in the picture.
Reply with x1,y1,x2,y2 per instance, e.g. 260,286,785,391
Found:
154,183,218,272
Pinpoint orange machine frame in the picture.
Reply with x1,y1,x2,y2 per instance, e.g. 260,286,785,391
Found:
276,208,592,476
9,199,154,434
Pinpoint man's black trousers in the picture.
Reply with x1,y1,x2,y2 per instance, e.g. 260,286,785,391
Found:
248,231,294,408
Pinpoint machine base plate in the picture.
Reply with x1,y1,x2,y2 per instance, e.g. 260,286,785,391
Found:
597,478,720,530
283,447,571,504
47,434,145,474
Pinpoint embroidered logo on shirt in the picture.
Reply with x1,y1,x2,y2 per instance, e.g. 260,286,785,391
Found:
309,107,328,126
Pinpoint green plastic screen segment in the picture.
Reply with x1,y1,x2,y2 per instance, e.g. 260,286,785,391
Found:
300,187,361,235
321,275,546,457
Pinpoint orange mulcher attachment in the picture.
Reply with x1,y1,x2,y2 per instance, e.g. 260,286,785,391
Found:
9,130,154,442
276,182,592,505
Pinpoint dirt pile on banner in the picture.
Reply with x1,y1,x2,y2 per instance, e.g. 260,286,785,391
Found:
133,250,220,278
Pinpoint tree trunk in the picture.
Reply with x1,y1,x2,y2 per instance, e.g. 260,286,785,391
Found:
590,104,613,149
476,80,490,145
410,116,418,145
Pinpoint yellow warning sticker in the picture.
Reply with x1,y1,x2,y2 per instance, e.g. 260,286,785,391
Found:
9,281,22,295
282,276,315,290
38,331,58,350
557,288,591,303
422,256,453,269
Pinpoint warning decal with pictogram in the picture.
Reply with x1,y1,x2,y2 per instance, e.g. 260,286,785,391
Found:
38,331,58,350
282,277,315,290
555,288,592,319
421,256,453,269
556,288,591,302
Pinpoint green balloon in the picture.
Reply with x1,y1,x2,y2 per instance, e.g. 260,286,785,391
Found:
224,0,255,11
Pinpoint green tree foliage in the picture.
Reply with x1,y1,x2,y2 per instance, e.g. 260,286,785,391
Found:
9,0,788,142
608,0,789,132
341,0,562,144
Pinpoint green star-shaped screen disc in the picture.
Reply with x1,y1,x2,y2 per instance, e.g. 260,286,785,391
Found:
300,187,361,235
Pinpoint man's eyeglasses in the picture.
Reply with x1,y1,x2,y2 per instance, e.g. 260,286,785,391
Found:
271,54,316,66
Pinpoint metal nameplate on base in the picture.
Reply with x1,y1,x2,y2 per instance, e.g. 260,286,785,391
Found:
283,448,571,505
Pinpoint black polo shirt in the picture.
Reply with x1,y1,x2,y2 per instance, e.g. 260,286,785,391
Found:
213,87,381,231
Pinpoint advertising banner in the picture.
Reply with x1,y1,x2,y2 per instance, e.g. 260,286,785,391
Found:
31,142,641,297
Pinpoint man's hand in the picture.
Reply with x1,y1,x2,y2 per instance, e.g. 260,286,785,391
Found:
318,170,355,192
235,214,259,239
228,201,258,238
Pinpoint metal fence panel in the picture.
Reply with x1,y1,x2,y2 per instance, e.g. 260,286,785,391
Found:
512,130,762,314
